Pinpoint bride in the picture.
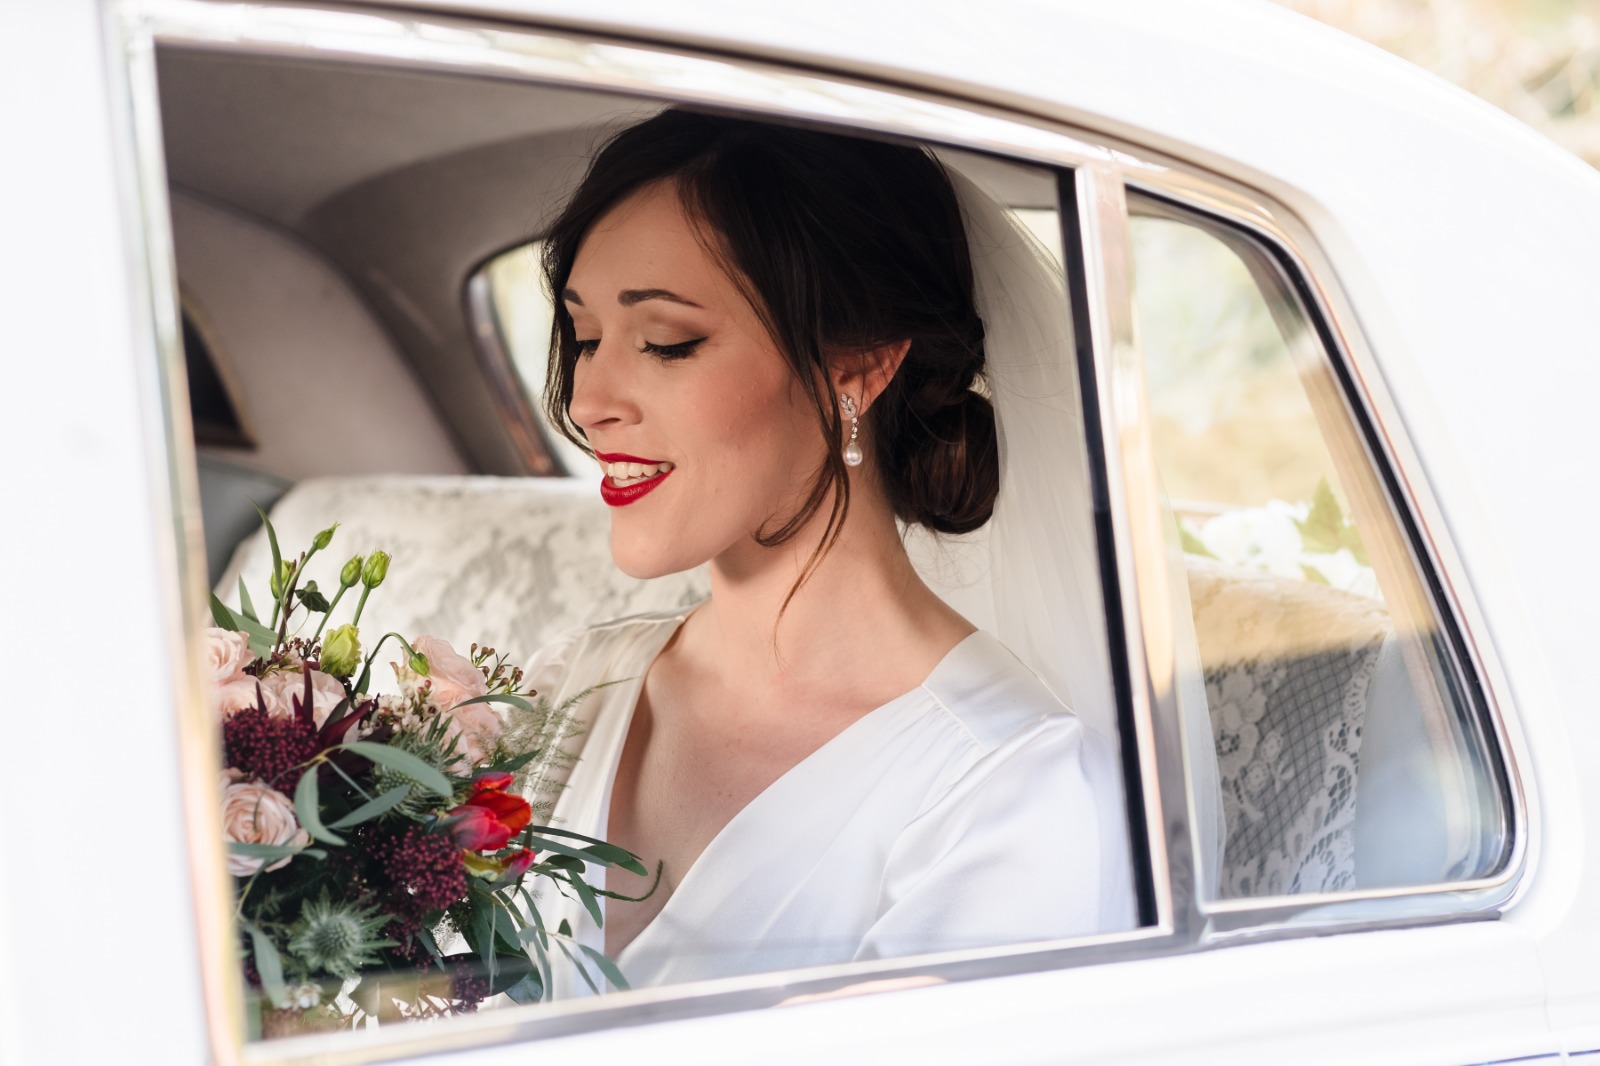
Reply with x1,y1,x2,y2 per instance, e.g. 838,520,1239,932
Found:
521,108,1136,995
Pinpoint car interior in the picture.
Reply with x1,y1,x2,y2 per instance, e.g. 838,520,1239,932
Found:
155,40,1509,1023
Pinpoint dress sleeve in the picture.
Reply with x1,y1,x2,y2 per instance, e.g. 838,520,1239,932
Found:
855,715,1137,960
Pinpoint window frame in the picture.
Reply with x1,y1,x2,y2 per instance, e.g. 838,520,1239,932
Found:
110,0,1531,1061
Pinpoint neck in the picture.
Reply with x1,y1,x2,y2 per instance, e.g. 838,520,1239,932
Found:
686,473,967,694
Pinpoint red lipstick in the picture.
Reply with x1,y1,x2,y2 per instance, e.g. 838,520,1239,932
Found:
595,452,674,508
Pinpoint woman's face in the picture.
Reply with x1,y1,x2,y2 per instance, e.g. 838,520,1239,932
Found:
564,180,826,579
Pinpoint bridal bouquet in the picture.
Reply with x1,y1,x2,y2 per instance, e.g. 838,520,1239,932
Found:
209,512,645,1035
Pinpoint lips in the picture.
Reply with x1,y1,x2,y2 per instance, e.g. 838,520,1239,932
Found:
595,451,674,507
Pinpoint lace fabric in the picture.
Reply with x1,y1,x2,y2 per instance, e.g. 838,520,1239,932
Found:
213,474,711,669
1186,557,1390,897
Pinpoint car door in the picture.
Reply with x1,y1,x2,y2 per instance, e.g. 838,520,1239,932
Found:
5,1,1585,1064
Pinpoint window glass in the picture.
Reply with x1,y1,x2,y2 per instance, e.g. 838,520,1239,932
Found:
159,36,1138,1045
479,242,592,476
1126,192,1509,900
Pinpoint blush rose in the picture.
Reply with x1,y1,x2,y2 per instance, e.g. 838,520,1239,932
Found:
256,667,347,727
220,772,309,876
403,636,503,765
203,627,255,685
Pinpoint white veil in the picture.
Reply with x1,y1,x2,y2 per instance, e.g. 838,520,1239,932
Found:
908,166,1225,892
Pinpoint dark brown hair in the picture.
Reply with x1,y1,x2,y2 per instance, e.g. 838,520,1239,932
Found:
543,109,999,569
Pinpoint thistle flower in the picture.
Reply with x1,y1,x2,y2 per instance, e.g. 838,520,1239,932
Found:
320,624,360,680
286,893,392,979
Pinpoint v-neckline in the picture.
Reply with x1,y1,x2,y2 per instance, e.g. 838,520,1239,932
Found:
579,612,984,966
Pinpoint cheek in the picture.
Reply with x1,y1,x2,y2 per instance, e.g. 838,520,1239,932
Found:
708,381,820,479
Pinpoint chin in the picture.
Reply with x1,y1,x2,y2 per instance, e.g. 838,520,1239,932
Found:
608,529,703,581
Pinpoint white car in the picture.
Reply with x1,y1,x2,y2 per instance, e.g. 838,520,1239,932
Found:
6,0,1600,1063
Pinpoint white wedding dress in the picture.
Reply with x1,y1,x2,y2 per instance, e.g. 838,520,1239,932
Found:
520,606,1136,997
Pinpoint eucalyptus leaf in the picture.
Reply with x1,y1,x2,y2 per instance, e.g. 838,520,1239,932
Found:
243,921,288,1010
228,842,304,862
470,902,497,986
237,576,258,622
518,887,553,993
484,952,533,997
554,938,599,996
517,887,550,951
292,765,346,846
528,832,646,874
518,825,620,847
503,969,544,1005
577,943,630,991
523,834,594,866
210,594,237,632
491,898,523,953
453,692,534,713
416,924,443,961
340,740,453,799
568,873,603,928
327,784,412,829
540,853,584,872
576,841,648,876
254,502,282,579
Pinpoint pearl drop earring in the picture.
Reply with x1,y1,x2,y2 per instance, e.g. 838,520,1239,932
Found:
841,395,863,467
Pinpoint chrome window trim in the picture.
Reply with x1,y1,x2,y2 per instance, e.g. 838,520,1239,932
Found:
107,0,1531,1060
463,269,563,476
1112,182,1530,930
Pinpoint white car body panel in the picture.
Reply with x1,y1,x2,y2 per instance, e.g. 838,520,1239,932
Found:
3,0,1597,1062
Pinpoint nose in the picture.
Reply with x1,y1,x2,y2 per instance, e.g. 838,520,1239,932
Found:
567,341,638,435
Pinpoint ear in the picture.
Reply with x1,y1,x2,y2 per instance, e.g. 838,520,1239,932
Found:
831,340,911,414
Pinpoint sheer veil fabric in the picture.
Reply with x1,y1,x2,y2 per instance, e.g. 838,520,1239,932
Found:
937,166,1225,893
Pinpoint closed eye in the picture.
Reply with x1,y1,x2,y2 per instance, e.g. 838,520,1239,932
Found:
641,337,707,361
574,338,600,357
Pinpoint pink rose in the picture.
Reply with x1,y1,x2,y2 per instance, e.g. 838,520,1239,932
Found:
257,668,347,727
202,627,255,685
442,700,504,767
220,773,309,876
402,636,501,765
213,677,267,718
409,636,488,710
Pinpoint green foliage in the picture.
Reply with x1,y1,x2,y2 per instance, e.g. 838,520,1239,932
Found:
293,766,346,846
1295,477,1370,565
293,580,331,613
1179,523,1217,559
223,509,639,1016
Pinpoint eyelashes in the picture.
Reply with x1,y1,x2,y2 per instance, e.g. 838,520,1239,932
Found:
573,337,707,361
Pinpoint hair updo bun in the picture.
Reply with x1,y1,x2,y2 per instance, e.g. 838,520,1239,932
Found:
870,314,998,534
543,108,1000,568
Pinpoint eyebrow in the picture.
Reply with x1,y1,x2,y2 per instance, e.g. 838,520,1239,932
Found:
561,287,703,309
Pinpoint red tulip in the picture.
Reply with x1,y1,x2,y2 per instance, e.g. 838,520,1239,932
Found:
439,781,531,851
500,847,537,880
470,770,515,795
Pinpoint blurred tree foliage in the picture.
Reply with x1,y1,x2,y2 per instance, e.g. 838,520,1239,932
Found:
1274,0,1600,166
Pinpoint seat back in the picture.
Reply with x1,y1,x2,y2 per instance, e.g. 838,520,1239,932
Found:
1185,556,1392,897
214,476,710,664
